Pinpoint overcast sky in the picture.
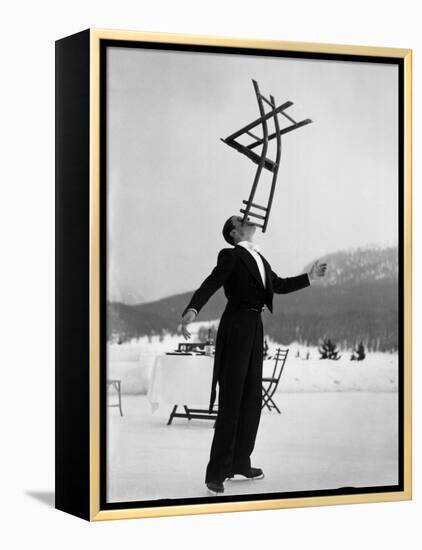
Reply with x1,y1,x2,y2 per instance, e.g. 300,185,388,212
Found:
107,46,398,304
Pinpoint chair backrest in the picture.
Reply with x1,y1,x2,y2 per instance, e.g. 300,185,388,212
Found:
270,348,289,383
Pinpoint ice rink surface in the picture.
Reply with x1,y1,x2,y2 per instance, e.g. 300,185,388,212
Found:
107,391,398,503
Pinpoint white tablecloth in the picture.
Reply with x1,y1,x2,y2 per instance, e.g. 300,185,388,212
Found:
147,355,278,412
148,355,215,412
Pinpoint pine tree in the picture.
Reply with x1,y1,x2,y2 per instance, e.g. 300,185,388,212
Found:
263,337,269,358
318,338,341,360
351,341,366,361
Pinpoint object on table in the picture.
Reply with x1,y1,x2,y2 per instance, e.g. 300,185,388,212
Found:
177,342,207,353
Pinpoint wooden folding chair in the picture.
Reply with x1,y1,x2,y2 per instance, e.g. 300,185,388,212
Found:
107,379,123,416
221,80,312,232
261,348,289,413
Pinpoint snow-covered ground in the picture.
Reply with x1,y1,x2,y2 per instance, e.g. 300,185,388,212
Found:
107,391,399,503
107,328,398,394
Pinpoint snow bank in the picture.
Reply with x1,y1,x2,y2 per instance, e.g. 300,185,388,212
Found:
271,341,398,393
107,331,398,395
276,358,397,393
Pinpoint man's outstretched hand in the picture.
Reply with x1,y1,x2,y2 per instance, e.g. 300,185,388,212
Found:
308,259,328,281
181,309,196,340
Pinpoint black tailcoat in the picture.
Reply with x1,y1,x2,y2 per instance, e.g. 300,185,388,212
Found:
182,244,310,482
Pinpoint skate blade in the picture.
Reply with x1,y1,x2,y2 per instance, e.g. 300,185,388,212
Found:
207,488,223,496
226,473,265,481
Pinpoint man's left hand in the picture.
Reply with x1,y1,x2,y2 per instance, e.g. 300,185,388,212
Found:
180,309,196,340
308,259,327,281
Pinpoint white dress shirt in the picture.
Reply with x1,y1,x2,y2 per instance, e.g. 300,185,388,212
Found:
237,240,266,288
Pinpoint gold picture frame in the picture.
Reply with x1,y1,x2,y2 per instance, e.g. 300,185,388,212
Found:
55,28,412,521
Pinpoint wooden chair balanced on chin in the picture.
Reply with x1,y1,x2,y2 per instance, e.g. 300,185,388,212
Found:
221,79,312,232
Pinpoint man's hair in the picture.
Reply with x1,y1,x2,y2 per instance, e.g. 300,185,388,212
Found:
222,216,236,246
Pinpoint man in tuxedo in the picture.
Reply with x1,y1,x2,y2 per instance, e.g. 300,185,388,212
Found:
181,215,327,495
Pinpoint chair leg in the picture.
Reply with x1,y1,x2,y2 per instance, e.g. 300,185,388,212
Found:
262,399,272,412
167,405,178,425
183,405,192,420
267,396,281,414
117,381,123,416
262,385,281,413
261,386,273,411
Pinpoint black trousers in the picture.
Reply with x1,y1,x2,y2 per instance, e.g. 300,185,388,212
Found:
205,309,263,483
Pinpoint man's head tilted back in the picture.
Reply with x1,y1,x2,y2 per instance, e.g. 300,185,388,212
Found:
222,215,257,246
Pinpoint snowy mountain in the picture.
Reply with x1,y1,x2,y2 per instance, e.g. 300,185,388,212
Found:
108,246,399,351
304,246,398,287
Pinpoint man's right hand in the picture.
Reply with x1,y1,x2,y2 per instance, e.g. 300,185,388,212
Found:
181,309,196,340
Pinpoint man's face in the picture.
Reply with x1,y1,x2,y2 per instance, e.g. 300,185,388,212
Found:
230,215,257,242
